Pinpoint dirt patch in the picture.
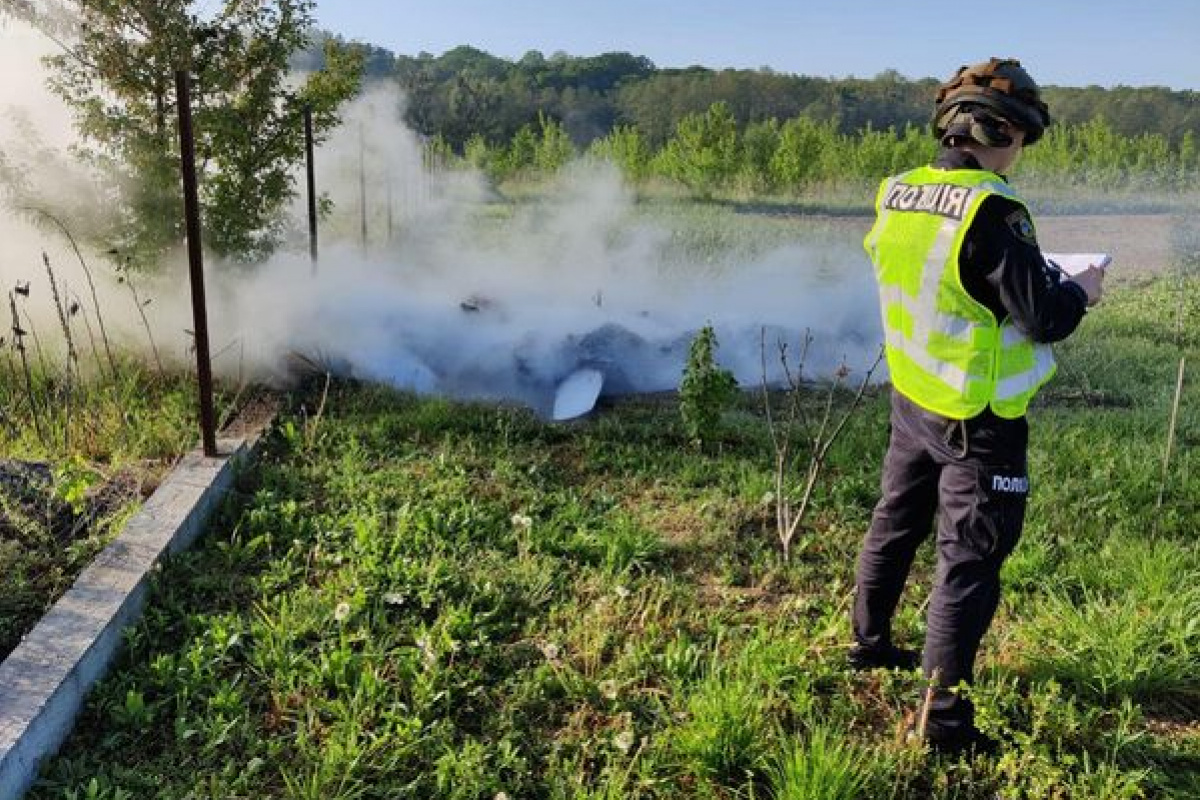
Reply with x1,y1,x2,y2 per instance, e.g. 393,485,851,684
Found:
805,213,1183,277
0,460,143,660
220,387,282,438
1037,214,1179,277
1,461,86,546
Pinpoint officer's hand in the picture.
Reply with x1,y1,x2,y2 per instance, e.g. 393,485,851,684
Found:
1069,265,1105,307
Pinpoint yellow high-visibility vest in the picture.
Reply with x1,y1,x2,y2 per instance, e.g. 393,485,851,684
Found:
864,166,1056,419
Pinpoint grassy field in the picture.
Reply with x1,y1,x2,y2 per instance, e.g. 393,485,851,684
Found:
22,272,1200,799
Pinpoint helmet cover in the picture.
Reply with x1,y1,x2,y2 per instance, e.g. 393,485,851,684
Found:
933,58,1050,145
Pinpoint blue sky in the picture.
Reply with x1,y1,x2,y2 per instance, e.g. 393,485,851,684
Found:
310,0,1200,90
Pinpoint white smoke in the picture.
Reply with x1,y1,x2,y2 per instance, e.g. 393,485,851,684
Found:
0,29,883,417
0,21,143,361
201,83,882,415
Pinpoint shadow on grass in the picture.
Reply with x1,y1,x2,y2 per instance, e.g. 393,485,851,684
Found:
702,198,874,218
1119,732,1200,798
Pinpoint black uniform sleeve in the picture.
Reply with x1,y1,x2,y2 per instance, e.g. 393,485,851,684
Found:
960,195,1089,344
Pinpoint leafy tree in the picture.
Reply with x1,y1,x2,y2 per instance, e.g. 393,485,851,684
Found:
565,52,653,92
770,116,837,189
501,124,537,178
655,102,740,196
444,76,500,145
1180,131,1198,181
846,124,904,179
587,124,652,180
738,118,780,193
434,45,510,81
1,0,363,264
424,133,457,171
533,112,574,174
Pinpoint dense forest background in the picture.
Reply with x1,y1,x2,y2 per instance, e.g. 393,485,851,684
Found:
291,39,1200,203
294,39,1200,151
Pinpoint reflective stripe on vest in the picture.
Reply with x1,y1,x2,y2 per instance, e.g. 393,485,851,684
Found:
865,166,1056,419
996,324,1055,398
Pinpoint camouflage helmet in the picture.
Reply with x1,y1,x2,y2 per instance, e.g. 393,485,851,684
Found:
933,58,1051,145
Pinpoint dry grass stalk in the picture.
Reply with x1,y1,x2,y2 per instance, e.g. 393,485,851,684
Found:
1157,355,1186,511
117,264,163,377
915,667,942,742
23,206,117,378
9,290,46,446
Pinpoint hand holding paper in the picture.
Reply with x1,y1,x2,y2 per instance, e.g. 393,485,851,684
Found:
1044,251,1109,307
1043,252,1112,276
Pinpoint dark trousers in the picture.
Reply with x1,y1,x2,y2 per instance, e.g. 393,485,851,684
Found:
853,391,1029,733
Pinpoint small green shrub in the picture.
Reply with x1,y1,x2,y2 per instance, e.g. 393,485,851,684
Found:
679,324,738,447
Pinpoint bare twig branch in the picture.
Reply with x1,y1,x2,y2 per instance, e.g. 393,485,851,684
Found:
765,342,885,561
0,0,100,71
22,307,49,383
815,348,886,466
71,289,104,375
759,327,779,453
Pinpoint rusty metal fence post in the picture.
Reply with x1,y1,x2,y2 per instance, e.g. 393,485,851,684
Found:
304,103,319,272
174,69,218,457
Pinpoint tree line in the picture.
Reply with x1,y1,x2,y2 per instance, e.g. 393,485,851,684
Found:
425,102,1200,199
299,39,1200,154
2,3,1196,272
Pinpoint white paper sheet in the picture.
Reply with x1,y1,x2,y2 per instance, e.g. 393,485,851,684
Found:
1042,252,1112,277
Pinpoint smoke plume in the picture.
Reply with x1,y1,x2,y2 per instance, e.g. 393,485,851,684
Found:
0,26,882,418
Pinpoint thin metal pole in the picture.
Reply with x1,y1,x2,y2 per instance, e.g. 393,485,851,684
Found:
304,104,318,272
175,69,218,457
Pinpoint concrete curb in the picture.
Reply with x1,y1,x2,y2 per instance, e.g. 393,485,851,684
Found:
0,432,266,800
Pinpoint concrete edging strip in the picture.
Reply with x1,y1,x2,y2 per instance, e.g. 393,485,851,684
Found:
0,434,264,800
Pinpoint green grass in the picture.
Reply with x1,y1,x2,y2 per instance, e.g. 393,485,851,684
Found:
20,274,1200,799
0,236,246,660
770,726,871,800
0,353,239,660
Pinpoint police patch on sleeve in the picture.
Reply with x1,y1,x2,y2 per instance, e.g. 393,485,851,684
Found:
1005,209,1038,246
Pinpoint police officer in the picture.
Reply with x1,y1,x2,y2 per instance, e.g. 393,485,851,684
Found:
849,58,1104,754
